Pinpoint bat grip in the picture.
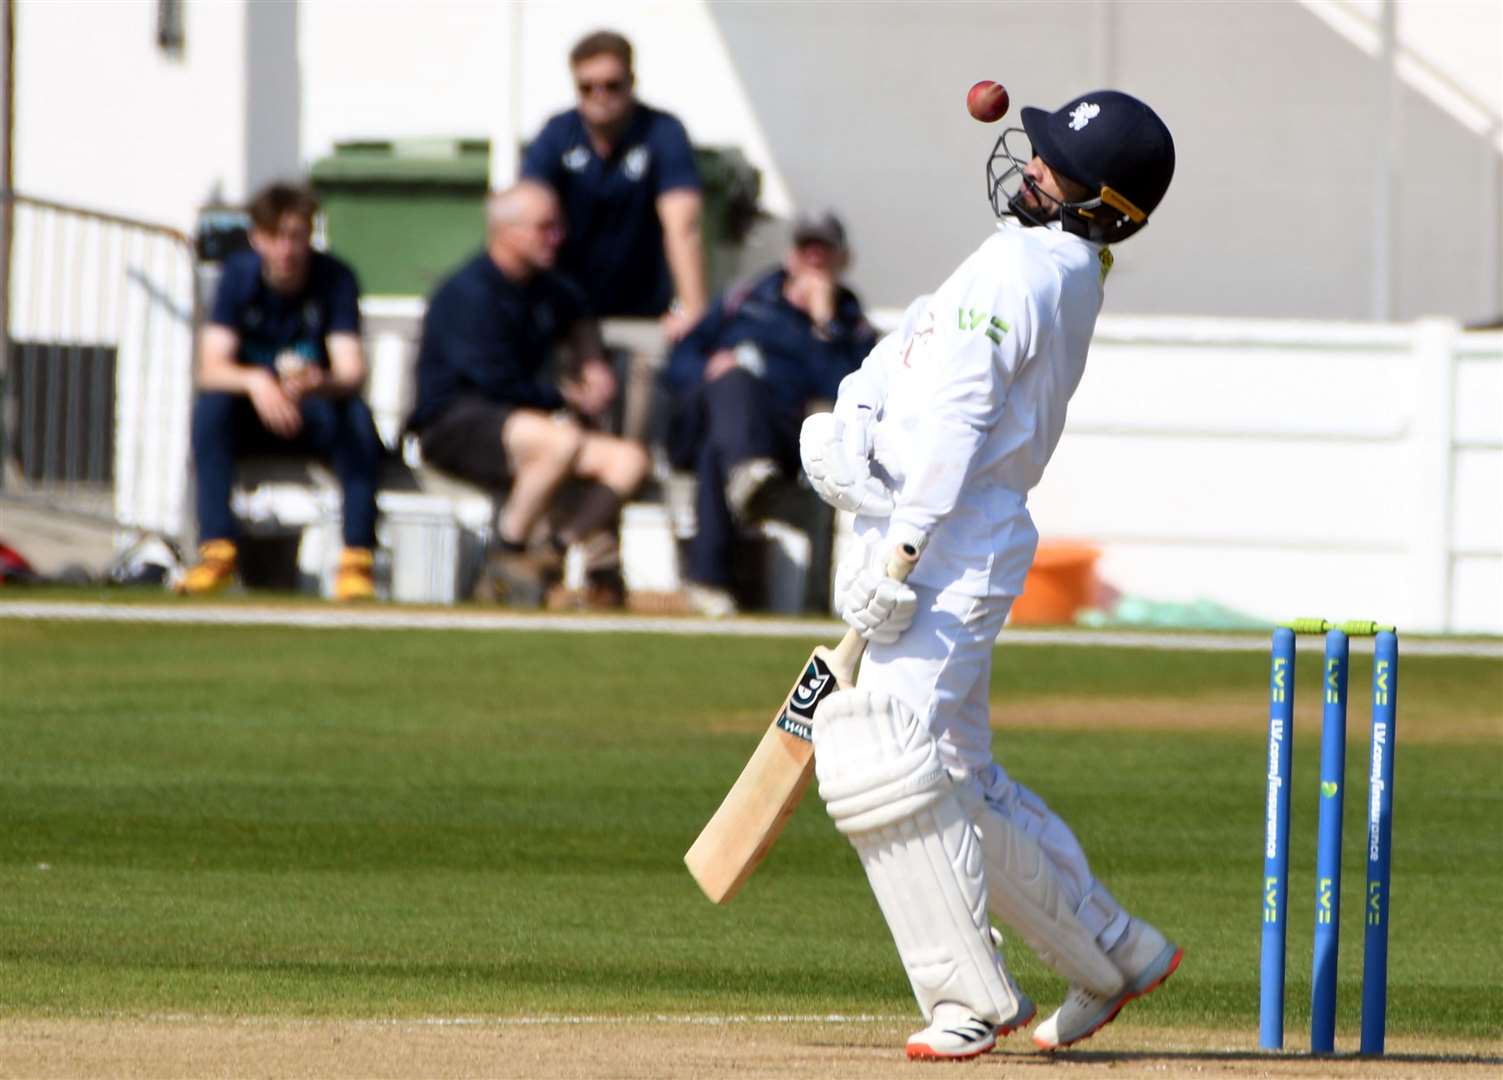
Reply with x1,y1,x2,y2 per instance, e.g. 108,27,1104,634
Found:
829,543,922,669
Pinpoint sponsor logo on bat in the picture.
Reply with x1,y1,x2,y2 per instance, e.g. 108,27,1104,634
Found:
776,714,814,742
775,658,836,742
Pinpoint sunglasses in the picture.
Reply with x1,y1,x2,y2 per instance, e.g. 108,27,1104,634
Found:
577,78,628,97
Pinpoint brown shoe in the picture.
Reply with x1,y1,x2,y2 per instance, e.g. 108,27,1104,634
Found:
473,547,561,608
580,569,627,611
176,539,237,595
332,547,376,601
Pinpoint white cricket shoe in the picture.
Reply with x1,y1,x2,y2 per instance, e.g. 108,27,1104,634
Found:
905,996,1036,1062
1032,918,1183,1052
684,582,738,618
725,456,781,525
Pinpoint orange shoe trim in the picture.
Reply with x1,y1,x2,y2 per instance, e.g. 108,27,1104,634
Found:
1033,947,1184,1052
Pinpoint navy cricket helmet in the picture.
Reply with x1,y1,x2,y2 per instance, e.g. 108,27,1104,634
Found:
987,90,1175,243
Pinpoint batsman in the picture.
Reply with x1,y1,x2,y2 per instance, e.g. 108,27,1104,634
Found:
800,89,1181,1060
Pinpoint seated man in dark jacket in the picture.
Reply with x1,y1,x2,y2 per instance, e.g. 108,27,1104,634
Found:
663,213,878,616
406,181,650,607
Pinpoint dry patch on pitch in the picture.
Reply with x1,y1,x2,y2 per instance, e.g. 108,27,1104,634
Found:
998,694,1501,744
2,1018,1499,1080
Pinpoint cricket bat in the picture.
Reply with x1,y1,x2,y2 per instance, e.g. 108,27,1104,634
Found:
684,543,919,904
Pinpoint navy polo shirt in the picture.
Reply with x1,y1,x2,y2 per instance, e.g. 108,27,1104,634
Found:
521,103,701,319
209,249,361,370
664,267,878,419
407,252,588,432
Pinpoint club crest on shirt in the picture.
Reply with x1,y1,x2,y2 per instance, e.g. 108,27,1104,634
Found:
303,300,324,331
901,310,935,367
623,145,650,181
562,146,590,172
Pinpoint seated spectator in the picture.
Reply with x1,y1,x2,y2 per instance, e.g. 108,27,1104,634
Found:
406,181,650,608
180,181,383,601
522,29,707,341
663,212,878,617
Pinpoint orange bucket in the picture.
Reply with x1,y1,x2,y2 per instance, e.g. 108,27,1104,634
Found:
1009,541,1100,626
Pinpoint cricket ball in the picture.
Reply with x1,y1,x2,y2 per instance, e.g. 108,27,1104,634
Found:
967,80,1010,123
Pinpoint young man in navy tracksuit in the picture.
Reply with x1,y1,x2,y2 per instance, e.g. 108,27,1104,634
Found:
182,182,383,601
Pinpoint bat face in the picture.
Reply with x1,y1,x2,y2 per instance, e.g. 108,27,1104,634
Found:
684,541,918,904
684,644,852,904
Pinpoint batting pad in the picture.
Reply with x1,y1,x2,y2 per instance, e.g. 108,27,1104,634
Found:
815,690,1025,1025
954,780,1126,997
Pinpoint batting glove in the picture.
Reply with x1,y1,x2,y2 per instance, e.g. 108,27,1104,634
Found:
835,545,918,645
800,411,894,517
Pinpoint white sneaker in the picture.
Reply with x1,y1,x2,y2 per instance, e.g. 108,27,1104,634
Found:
906,1003,997,1061
905,994,1035,1062
725,457,781,525
684,582,738,618
1032,919,1182,1051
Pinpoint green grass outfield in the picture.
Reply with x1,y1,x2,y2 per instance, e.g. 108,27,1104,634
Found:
1,613,1499,1044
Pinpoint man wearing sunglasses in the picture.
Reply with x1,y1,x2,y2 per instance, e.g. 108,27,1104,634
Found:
522,30,707,343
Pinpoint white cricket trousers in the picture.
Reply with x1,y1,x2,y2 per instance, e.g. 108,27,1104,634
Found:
857,580,1130,953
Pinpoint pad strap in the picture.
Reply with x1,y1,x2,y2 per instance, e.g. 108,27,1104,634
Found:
956,781,1125,996
815,690,1025,1024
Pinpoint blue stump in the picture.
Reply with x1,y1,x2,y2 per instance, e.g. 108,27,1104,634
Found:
1361,631,1398,1055
1311,628,1349,1053
1259,627,1296,1050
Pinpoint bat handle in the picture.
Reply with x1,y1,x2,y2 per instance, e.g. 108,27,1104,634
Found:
885,542,920,583
830,542,922,669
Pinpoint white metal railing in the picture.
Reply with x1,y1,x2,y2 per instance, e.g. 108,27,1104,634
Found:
2,193,198,544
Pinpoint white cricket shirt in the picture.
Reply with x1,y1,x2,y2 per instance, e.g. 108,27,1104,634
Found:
836,219,1111,597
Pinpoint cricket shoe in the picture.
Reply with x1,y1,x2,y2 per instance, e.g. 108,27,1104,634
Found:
906,995,1036,1062
1032,918,1182,1051
473,546,561,608
684,581,738,618
725,457,782,526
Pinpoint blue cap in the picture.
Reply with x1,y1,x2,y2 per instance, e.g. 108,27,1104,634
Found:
1021,90,1175,224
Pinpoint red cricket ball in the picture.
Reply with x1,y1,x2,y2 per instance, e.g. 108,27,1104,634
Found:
967,80,1010,123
